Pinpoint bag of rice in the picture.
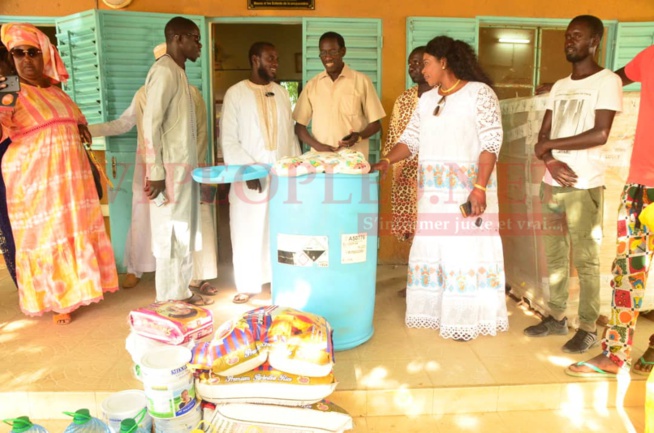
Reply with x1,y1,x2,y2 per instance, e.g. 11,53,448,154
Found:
128,301,213,345
195,361,336,406
204,400,353,432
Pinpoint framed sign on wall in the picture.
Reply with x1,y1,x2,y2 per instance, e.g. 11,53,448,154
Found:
247,0,315,9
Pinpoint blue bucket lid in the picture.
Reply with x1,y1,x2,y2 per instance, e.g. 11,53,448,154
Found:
192,164,270,184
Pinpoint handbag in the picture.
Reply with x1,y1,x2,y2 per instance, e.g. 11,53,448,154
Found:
82,142,112,200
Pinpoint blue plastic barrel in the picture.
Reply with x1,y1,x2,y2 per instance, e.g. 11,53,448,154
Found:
269,172,379,351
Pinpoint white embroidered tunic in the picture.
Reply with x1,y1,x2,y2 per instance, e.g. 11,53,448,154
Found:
399,82,509,340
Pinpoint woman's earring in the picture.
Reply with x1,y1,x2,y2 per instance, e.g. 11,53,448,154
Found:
442,64,446,70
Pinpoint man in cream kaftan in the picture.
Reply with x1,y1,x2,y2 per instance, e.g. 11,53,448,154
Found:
89,84,217,289
220,42,300,302
142,18,203,303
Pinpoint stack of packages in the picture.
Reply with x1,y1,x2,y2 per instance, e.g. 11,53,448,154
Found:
126,301,214,432
189,306,353,432
272,149,370,176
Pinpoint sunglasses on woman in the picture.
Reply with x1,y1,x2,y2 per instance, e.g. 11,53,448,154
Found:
10,48,42,59
433,95,446,116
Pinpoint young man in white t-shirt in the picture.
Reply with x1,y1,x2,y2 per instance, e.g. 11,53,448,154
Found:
524,15,623,353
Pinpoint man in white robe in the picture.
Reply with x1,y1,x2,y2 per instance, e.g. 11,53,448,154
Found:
88,87,153,288
220,41,300,303
142,17,209,305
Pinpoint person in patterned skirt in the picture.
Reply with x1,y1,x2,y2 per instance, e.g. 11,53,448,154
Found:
382,46,431,297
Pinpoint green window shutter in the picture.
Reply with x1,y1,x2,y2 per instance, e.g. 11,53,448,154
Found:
56,11,104,135
614,21,654,92
406,17,478,89
302,18,383,162
58,10,210,153
97,10,209,153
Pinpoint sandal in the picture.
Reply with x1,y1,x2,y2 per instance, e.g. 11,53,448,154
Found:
633,353,654,376
233,293,251,304
189,281,219,296
184,293,214,306
53,313,72,325
564,361,617,379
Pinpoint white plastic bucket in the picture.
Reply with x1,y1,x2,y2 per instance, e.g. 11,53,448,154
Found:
153,399,202,433
140,346,197,419
101,390,152,433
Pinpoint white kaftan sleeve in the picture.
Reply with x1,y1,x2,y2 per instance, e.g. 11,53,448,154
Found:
87,94,137,137
143,64,177,181
191,86,209,165
475,84,503,155
398,108,421,156
220,86,256,165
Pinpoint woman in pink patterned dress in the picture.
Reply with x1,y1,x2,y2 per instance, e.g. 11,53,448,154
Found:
0,23,118,324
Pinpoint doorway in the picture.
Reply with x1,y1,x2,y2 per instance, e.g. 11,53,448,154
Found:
211,22,303,262
478,24,607,99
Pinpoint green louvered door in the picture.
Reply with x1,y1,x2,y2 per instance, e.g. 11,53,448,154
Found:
302,18,383,162
405,17,478,89
56,11,104,130
57,10,210,273
614,21,654,91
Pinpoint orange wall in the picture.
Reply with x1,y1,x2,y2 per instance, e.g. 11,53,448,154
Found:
3,0,653,263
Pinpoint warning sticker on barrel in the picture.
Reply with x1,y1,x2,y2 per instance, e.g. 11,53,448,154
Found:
277,234,329,267
341,233,367,264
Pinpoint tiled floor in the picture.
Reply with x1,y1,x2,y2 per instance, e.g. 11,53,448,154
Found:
0,264,650,432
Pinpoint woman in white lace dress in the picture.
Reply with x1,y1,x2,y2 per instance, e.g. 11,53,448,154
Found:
373,36,508,340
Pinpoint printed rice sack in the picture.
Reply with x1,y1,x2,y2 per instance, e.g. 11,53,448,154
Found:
195,362,337,406
272,156,324,176
189,307,273,376
333,149,370,174
128,301,213,345
267,308,334,378
204,400,353,432
272,150,369,177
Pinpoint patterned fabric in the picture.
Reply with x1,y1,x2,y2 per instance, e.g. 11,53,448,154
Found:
418,163,497,191
602,184,654,367
382,86,419,241
0,23,69,84
0,83,118,316
0,137,16,286
402,82,508,341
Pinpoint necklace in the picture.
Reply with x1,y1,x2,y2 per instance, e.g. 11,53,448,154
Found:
440,79,461,94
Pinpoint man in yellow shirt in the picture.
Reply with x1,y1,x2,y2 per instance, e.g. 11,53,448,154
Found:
293,31,386,160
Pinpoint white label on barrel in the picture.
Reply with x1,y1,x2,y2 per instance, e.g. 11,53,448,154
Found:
277,234,329,267
341,233,367,264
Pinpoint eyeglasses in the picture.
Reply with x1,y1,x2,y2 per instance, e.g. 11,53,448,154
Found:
433,95,446,116
10,48,42,59
319,49,342,58
181,33,201,43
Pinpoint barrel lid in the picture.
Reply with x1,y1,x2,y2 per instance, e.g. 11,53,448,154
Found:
192,164,270,184
140,346,191,371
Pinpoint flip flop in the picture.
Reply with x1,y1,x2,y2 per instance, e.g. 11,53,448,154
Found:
184,293,214,306
632,356,654,376
565,361,617,379
189,281,219,296
233,293,251,304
